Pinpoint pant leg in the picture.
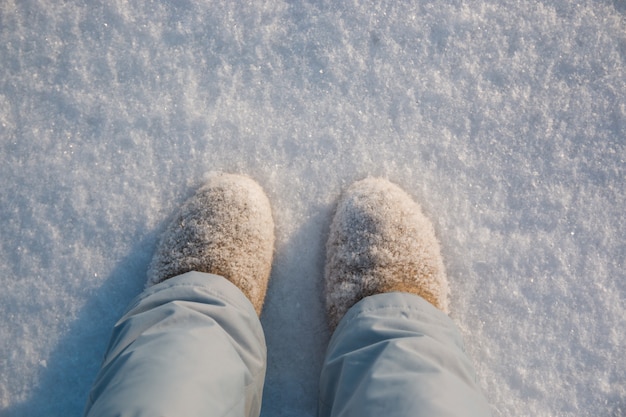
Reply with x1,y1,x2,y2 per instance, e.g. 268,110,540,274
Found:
318,292,491,417
83,271,266,417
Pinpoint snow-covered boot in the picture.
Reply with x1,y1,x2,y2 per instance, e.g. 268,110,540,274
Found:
325,178,449,330
147,173,275,315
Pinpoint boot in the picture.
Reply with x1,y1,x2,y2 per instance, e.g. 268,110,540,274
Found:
147,172,275,315
325,178,449,329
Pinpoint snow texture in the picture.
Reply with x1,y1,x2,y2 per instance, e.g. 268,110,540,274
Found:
0,0,624,416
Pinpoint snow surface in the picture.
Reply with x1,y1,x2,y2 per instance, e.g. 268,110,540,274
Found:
0,0,624,416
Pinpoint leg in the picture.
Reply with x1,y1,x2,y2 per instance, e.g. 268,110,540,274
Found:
319,292,491,417
84,173,275,417
320,178,490,417
84,272,266,417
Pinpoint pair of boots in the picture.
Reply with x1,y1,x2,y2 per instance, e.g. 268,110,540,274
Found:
147,173,449,330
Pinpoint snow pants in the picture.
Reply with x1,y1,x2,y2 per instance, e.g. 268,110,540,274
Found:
83,271,491,417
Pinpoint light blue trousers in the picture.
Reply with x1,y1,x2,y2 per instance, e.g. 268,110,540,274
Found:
84,271,491,417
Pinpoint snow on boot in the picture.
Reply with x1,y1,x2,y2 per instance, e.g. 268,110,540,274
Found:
147,172,275,315
325,177,449,330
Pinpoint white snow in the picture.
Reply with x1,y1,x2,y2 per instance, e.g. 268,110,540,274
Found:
0,0,624,416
